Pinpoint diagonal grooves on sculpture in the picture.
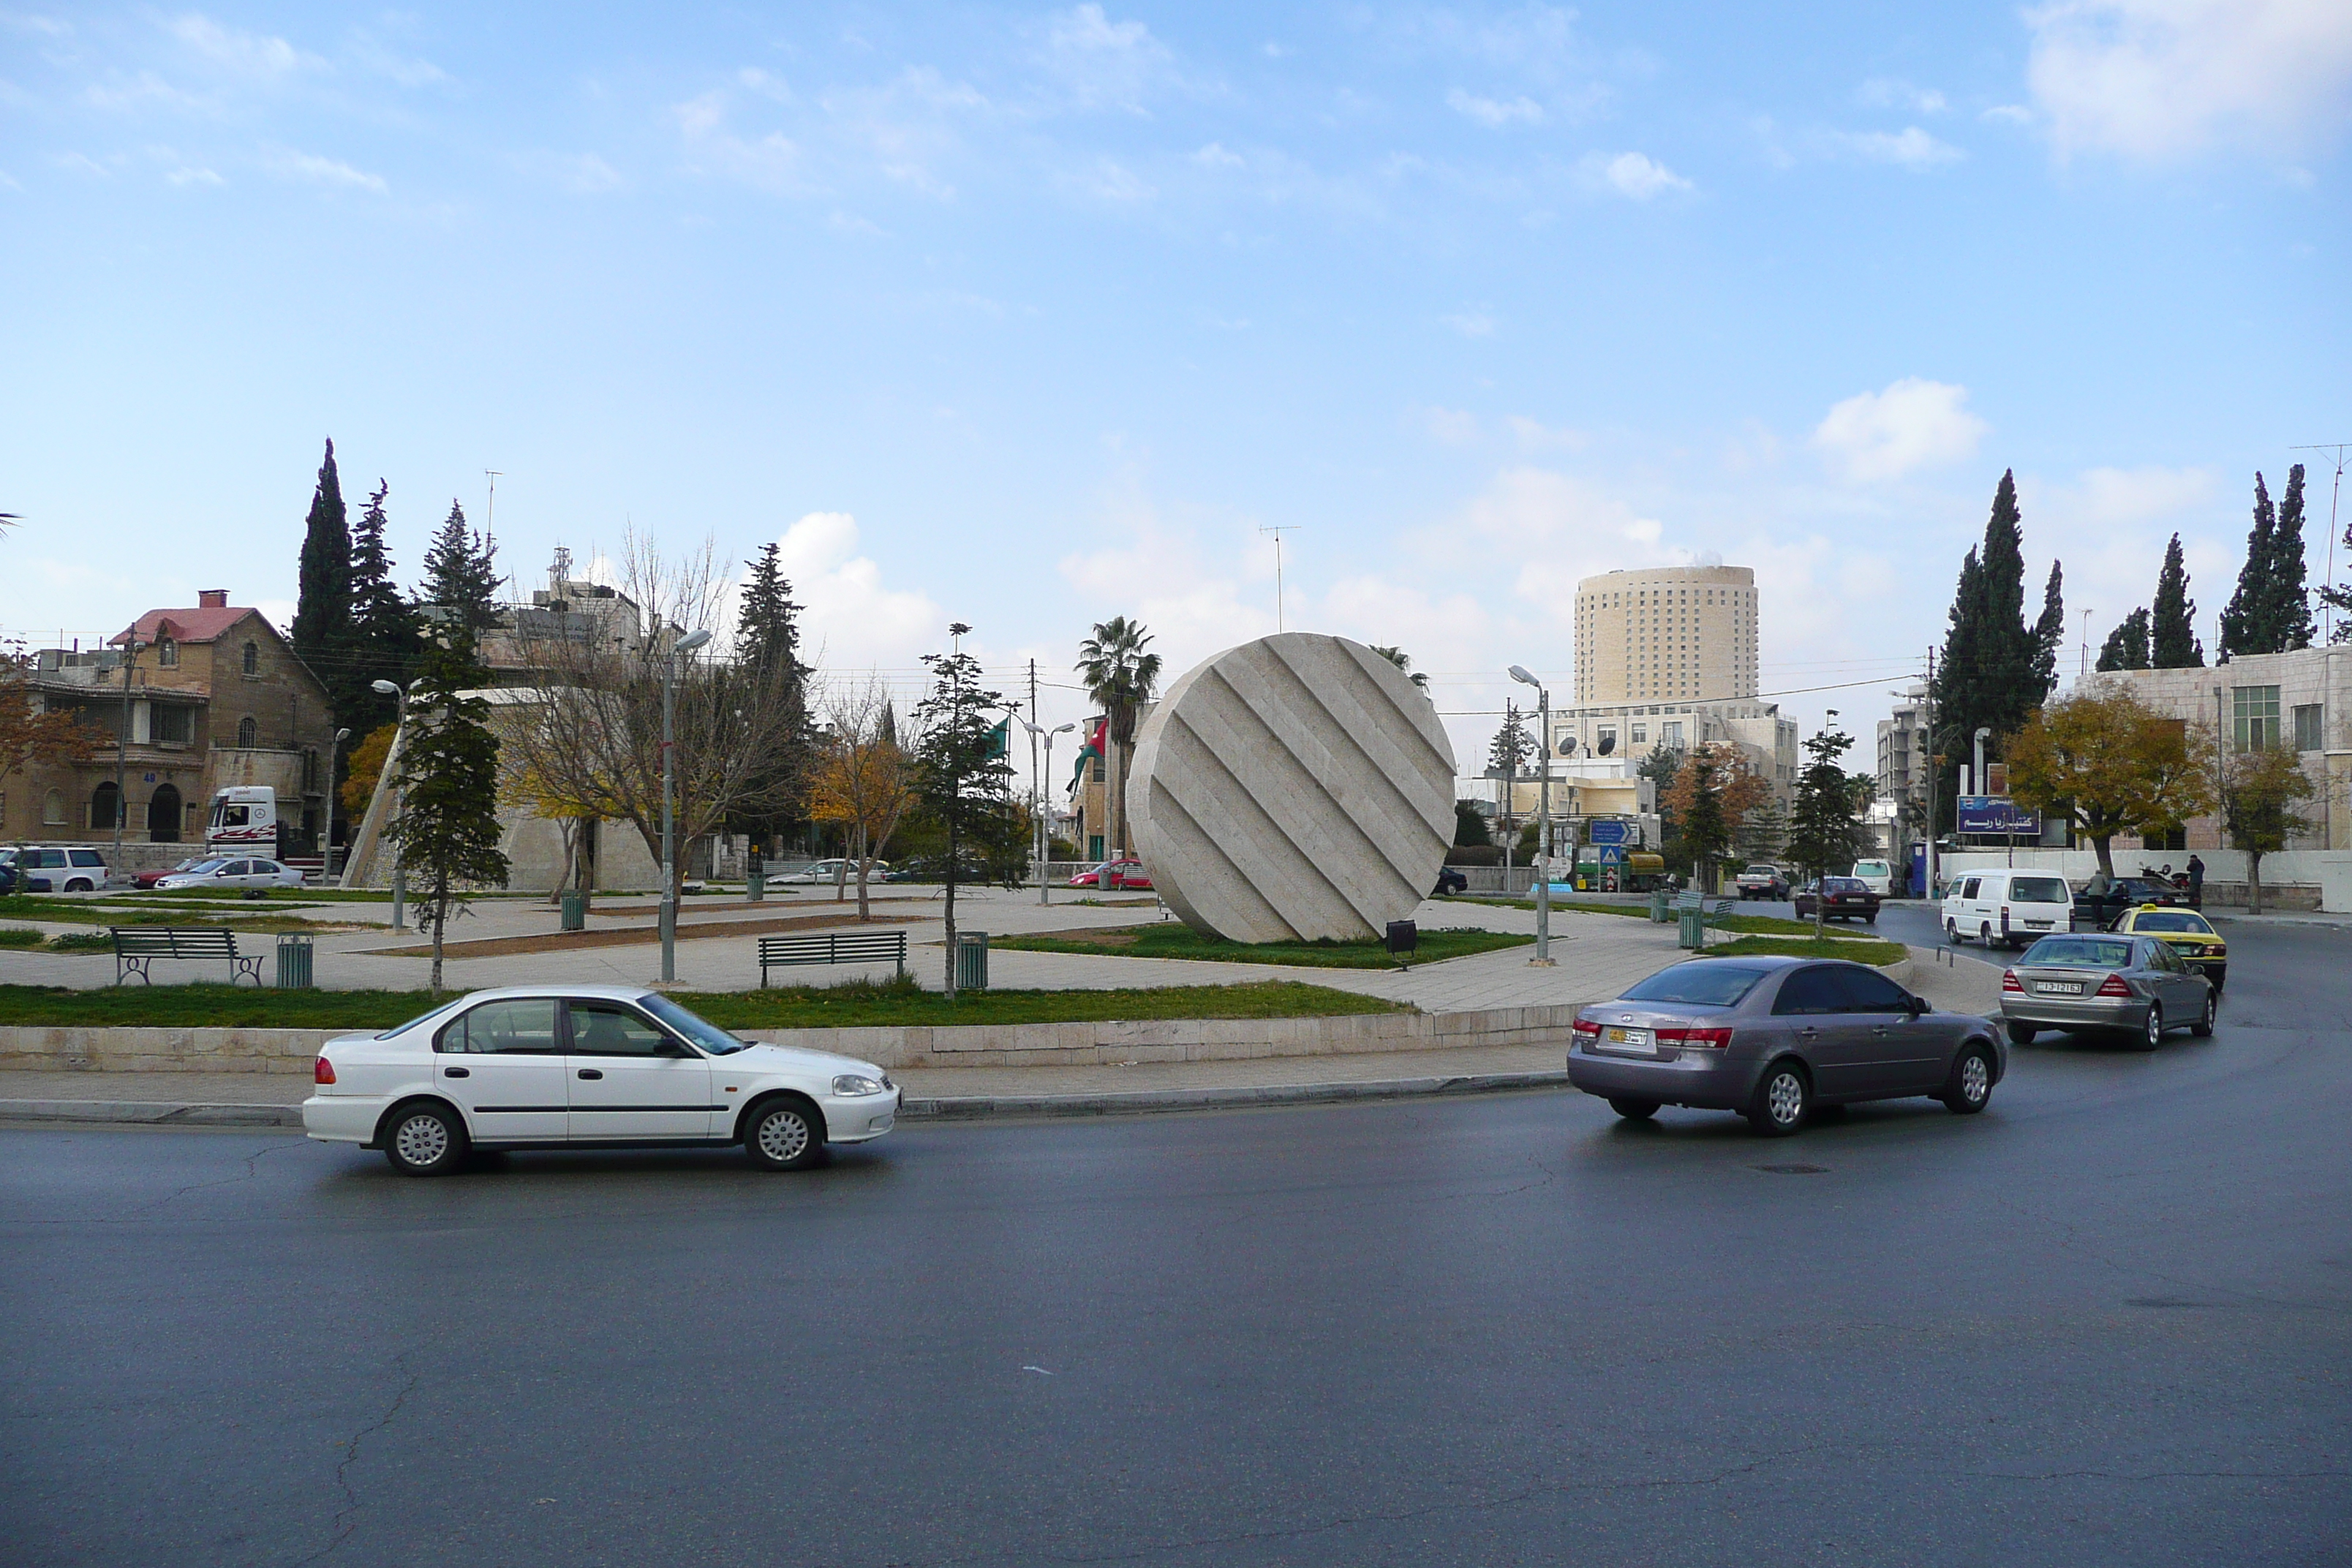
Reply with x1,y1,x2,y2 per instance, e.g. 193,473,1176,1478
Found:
1186,660,1413,923
1146,773,1298,936
1264,637,1452,840
1212,647,1440,895
1157,700,1371,933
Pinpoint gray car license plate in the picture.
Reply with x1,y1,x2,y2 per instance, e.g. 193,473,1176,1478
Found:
2040,980,2084,995
1601,1026,1655,1055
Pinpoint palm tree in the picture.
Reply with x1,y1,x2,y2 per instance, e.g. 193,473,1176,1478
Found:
1075,617,1163,861
1368,645,1428,687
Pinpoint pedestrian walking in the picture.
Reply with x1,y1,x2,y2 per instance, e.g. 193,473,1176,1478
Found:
2186,853,2205,909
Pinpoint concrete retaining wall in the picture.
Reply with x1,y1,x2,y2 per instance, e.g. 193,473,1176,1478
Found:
0,1006,1578,1077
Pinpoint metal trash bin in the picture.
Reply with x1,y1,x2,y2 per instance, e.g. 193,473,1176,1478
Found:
1650,889,1671,923
559,890,587,931
1677,908,1704,949
954,931,989,992
275,934,314,989
747,871,765,903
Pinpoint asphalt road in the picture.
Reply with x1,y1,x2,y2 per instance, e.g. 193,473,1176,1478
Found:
5,920,2348,1567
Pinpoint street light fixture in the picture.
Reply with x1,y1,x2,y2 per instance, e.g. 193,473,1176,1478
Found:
371,679,410,932
1022,720,1077,904
1507,666,1556,967
658,629,715,983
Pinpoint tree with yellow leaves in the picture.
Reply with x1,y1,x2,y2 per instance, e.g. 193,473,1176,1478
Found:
807,679,916,919
2005,680,2212,881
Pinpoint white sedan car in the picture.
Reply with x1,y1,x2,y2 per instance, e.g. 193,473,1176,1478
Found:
776,858,889,883
154,856,306,892
304,984,902,1176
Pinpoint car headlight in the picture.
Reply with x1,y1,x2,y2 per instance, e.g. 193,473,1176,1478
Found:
832,1074,887,1096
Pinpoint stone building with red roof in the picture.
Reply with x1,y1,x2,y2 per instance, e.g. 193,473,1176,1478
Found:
11,589,337,870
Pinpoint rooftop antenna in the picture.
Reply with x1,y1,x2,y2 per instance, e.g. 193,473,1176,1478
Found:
1259,525,1301,633
2291,444,2348,643
483,470,503,551
550,543,572,590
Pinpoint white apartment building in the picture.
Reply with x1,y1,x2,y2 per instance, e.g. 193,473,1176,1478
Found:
1574,564,1759,706
1547,698,1799,805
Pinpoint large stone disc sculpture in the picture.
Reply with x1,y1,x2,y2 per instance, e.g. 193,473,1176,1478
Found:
1128,633,1458,944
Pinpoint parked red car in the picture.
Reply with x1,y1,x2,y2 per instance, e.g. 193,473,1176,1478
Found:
1068,859,1153,891
134,856,214,889
1793,876,1882,924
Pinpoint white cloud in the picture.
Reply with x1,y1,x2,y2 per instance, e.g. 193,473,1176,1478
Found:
2,13,70,36
265,148,386,193
1578,150,1692,198
1441,309,1496,337
1041,4,1176,114
674,90,813,195
774,512,945,674
1505,415,1587,451
2025,0,2352,161
1834,127,1964,168
1982,103,2035,126
1811,378,1989,483
1065,155,1153,203
1860,78,1948,114
1422,407,1480,445
165,13,317,78
514,151,625,193
1447,88,1544,127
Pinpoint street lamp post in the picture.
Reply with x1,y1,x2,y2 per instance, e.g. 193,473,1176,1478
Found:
369,679,410,932
1022,720,1077,905
109,638,142,883
1509,665,1556,966
660,629,715,984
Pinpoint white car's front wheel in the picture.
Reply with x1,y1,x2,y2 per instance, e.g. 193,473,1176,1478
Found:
745,1098,826,1172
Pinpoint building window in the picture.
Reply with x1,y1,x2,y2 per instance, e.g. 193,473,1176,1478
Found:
2232,685,2281,752
90,783,121,830
153,704,193,744
1662,721,1684,746
301,748,320,791
237,715,258,749
156,636,178,668
2146,823,2187,852
243,641,259,676
42,788,66,825
1631,725,1647,744
2293,703,2323,753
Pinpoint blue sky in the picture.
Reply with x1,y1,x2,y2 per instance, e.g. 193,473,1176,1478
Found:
4,1,2348,772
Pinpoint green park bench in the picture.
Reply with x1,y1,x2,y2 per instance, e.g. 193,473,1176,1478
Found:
110,927,265,987
757,930,908,986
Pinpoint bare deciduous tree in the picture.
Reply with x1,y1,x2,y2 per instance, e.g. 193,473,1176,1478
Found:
499,532,809,897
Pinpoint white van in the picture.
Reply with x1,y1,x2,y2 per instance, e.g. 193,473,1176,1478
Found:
1940,868,2073,949
1850,859,1894,897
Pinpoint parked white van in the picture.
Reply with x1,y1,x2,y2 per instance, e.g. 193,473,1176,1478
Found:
1940,869,2073,950
1850,859,1894,897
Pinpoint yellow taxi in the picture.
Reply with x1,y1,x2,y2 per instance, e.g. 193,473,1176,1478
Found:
2113,904,2227,991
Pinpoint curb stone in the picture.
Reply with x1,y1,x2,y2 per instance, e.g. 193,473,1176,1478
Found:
0,1071,1572,1132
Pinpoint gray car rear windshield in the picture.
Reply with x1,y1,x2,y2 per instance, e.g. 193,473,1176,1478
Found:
2022,937,2133,968
1618,965,1770,1006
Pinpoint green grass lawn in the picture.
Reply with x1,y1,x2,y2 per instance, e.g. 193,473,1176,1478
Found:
991,923,1531,969
0,978,1405,1030
1695,935,1910,966
1444,895,1831,938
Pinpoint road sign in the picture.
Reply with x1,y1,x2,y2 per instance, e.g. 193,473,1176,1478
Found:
1594,845,1627,865
1586,819,1630,846
1957,796,2040,835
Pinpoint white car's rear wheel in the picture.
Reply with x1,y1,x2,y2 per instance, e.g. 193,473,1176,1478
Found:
382,1104,467,1177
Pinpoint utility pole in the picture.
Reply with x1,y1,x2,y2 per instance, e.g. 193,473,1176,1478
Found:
1259,525,1300,633
2079,608,2092,680
1922,648,1939,902
109,637,140,881
1028,659,1040,889
1509,667,1555,964
659,628,715,983
483,470,502,552
2291,444,2348,644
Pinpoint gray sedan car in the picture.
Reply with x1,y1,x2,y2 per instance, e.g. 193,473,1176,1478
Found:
1999,933,2215,1049
1567,955,2006,1136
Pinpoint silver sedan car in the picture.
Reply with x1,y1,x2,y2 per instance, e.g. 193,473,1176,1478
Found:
1567,955,2007,1137
1999,933,2215,1050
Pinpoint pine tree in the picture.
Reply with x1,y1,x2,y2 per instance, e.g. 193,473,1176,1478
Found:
2220,473,2276,660
913,636,1020,998
1929,472,2041,826
2095,608,2151,671
386,614,510,992
419,500,502,634
2269,464,2313,652
1784,726,1873,938
731,543,812,844
347,480,421,704
2030,559,2065,699
2151,534,2204,668
292,439,351,668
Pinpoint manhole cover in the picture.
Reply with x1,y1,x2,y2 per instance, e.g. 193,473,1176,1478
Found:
1754,1163,1830,1175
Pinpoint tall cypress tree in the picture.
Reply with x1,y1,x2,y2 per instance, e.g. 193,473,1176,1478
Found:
292,439,352,668
732,542,813,845
2095,608,2151,671
1929,472,2040,826
2150,534,2204,668
2030,559,2065,698
2219,473,2276,660
337,480,423,770
2269,464,2313,652
419,500,502,636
